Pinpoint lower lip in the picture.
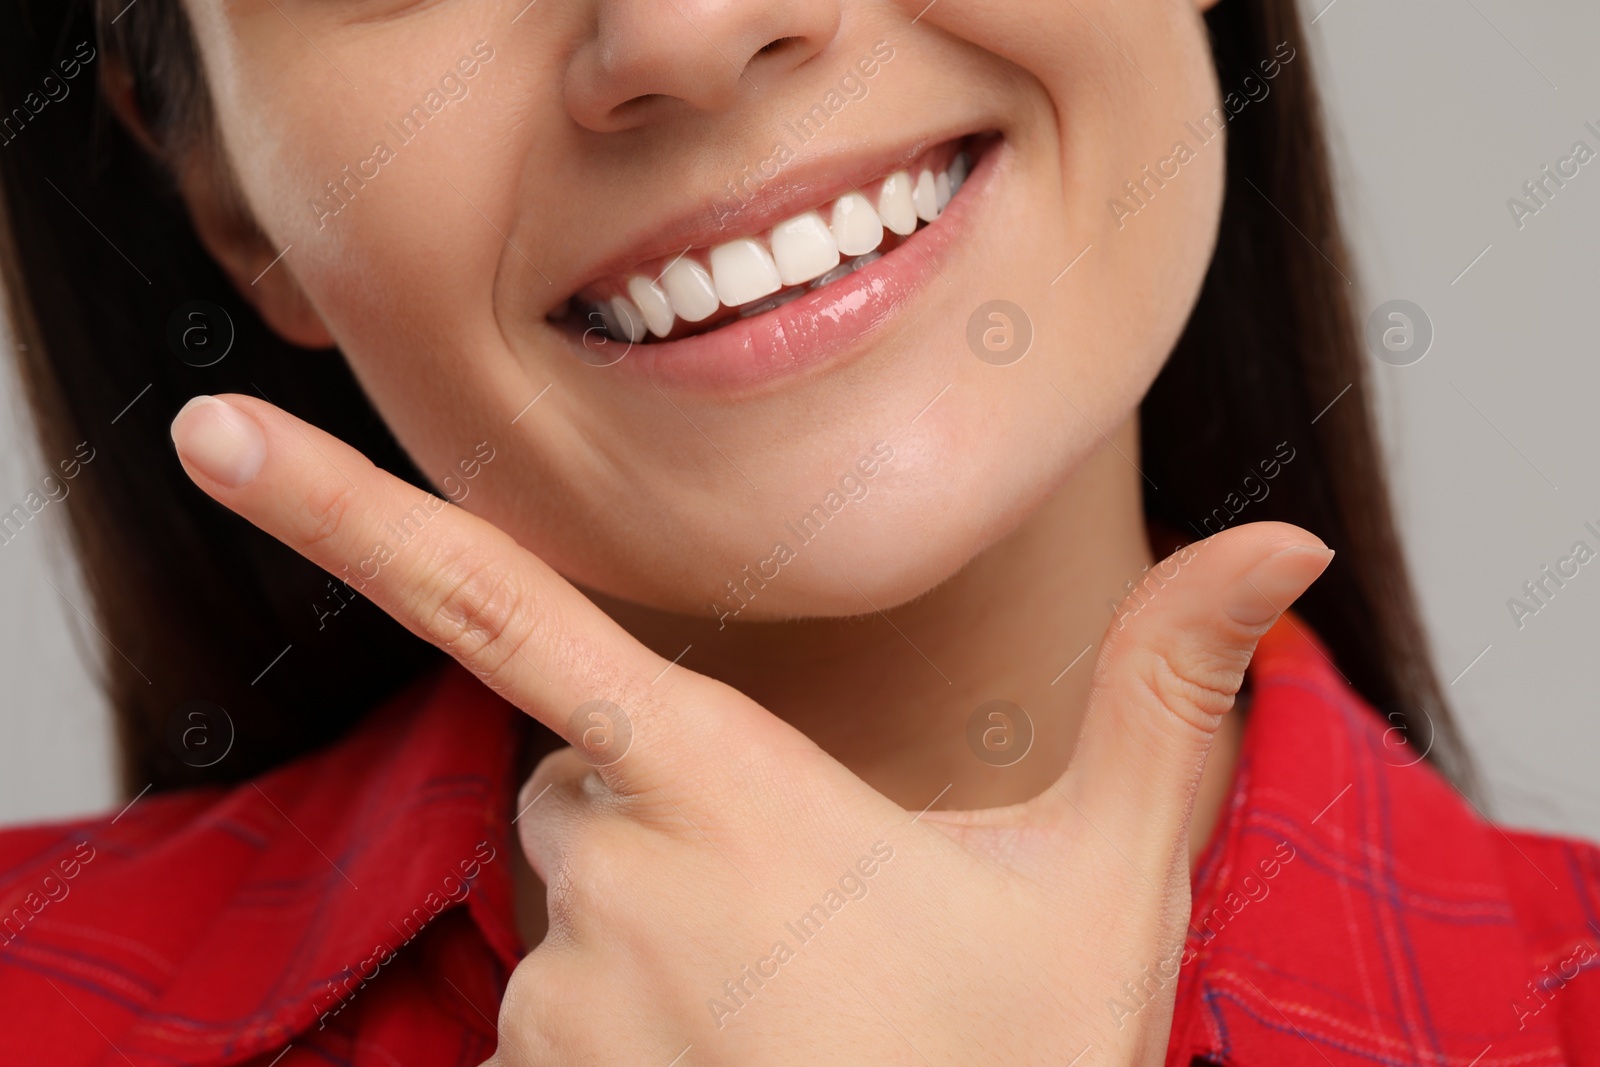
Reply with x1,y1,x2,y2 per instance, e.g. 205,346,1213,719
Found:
564,136,1004,397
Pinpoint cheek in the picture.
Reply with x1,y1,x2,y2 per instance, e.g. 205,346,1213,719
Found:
205,18,520,366
1060,15,1226,394
214,48,544,492
915,0,1226,391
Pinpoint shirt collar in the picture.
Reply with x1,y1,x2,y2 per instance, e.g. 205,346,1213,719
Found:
1171,613,1566,1066
116,663,526,1065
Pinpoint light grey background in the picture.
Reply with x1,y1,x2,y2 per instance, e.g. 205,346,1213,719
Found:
3,0,1598,834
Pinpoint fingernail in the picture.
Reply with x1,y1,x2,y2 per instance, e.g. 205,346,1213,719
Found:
170,396,266,488
1232,544,1335,628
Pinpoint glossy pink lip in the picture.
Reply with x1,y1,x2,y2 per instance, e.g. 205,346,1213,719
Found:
560,133,1004,397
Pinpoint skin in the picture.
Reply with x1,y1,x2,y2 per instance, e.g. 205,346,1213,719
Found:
153,0,1332,1060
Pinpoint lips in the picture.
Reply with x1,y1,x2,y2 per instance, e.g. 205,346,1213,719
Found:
545,131,1002,393
551,135,979,346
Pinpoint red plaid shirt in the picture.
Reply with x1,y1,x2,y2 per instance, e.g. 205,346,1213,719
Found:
2,615,1597,1065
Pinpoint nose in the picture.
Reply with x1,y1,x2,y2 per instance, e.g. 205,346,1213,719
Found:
564,0,843,131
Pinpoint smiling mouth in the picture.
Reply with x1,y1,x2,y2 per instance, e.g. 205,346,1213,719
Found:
549,134,987,346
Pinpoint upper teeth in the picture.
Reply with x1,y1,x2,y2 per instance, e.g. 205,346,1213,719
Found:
585,151,971,342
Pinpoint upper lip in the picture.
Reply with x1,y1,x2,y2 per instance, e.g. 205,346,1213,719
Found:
544,125,987,313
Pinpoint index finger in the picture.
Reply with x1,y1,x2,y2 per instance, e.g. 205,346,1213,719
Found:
168,392,677,762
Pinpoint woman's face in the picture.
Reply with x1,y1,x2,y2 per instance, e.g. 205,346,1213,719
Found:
180,0,1225,619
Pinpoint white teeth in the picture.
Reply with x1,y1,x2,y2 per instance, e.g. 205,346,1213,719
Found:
580,145,977,341
610,296,647,342
625,275,675,337
660,257,719,322
769,211,841,287
877,171,917,236
710,237,782,308
913,170,940,223
948,150,970,194
830,192,885,257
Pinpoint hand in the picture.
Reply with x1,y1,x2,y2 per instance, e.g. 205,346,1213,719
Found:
171,394,1333,1066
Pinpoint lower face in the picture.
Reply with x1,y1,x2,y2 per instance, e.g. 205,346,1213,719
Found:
184,0,1226,622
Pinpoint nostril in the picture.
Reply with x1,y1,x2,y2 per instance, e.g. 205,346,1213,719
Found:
618,93,670,115
756,36,803,58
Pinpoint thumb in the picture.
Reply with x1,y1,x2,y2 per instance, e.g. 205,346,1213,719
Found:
1045,522,1333,864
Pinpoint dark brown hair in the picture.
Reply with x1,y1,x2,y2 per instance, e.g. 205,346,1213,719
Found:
0,0,1473,796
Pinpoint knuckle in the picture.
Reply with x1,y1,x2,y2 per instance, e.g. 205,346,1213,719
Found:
496,959,562,1061
294,476,355,554
1130,642,1250,735
424,554,542,685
